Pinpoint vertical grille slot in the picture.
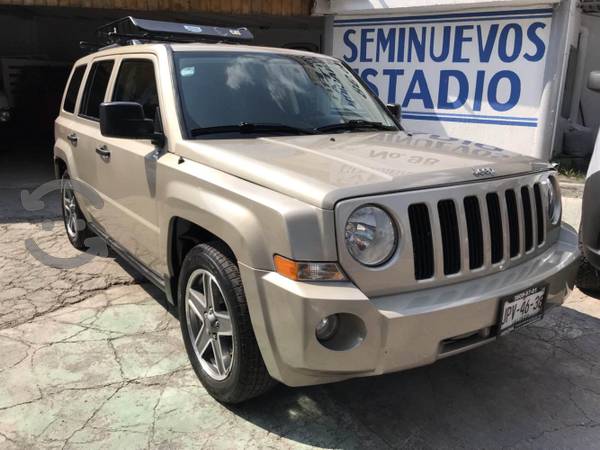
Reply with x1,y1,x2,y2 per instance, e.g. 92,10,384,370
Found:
505,190,520,257
486,193,504,264
408,204,434,280
464,196,484,270
521,186,534,251
533,183,545,245
437,200,461,275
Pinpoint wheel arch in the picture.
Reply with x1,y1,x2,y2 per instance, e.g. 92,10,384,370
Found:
166,215,241,305
53,142,76,180
54,156,68,179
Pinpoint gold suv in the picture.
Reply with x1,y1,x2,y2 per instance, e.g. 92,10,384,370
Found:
54,18,580,403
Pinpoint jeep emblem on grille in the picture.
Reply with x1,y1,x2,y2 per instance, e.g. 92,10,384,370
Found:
473,167,496,177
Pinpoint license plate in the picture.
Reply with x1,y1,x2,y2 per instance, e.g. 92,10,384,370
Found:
498,285,546,335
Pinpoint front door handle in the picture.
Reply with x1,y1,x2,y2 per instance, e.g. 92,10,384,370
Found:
67,133,78,145
95,145,111,161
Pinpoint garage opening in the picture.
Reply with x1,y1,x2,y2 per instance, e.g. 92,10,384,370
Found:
0,3,323,219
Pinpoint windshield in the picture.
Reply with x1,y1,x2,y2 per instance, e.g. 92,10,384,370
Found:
173,51,398,138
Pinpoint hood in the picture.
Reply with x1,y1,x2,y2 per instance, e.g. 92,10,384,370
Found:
175,131,552,209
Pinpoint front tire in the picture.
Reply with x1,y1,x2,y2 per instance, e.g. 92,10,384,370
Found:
576,255,600,293
576,224,600,293
178,242,275,403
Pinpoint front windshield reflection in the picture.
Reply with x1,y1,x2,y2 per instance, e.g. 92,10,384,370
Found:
174,51,397,137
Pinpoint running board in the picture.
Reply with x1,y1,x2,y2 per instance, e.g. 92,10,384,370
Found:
87,222,166,292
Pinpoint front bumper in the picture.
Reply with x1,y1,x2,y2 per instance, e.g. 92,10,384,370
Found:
240,224,580,387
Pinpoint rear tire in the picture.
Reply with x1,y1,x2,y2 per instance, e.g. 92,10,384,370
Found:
61,171,94,250
178,242,275,403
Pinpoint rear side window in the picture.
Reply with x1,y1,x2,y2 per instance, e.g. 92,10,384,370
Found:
112,59,159,120
63,65,86,113
80,60,114,120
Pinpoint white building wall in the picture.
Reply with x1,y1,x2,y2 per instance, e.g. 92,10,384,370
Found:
314,0,558,15
316,0,575,160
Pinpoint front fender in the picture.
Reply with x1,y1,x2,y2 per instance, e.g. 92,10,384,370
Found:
157,153,337,273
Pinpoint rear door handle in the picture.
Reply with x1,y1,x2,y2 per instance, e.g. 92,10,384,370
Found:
67,133,78,145
95,145,111,161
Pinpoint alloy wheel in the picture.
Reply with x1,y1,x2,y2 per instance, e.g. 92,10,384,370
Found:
62,178,79,239
185,268,234,381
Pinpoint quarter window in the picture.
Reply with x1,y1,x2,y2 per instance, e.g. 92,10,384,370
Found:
63,65,86,113
80,60,114,120
112,59,159,120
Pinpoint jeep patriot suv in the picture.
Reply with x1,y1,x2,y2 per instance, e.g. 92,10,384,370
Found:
54,18,580,403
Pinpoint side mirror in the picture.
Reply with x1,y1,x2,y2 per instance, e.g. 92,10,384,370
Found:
588,71,600,93
386,103,401,122
99,102,155,140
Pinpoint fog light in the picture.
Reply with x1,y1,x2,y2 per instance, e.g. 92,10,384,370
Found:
315,314,339,341
0,110,11,122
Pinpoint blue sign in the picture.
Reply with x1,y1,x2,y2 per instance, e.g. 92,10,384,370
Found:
333,8,552,130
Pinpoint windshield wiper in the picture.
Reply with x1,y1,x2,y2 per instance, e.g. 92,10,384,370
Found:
190,122,315,137
316,120,397,133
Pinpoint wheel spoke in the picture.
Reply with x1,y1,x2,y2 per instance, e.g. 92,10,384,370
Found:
215,311,233,336
63,188,74,211
203,273,215,309
211,338,226,375
194,327,211,357
187,288,207,316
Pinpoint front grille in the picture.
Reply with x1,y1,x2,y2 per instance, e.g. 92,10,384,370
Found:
408,204,434,280
521,186,534,251
505,190,520,257
407,182,546,281
464,196,484,270
486,193,504,264
438,200,461,275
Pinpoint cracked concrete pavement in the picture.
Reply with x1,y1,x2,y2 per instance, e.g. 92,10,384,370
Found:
1,152,600,448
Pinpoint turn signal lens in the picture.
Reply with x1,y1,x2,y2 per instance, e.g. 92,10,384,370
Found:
274,255,347,282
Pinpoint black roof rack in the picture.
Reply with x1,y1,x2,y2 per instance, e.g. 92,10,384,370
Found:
94,16,254,48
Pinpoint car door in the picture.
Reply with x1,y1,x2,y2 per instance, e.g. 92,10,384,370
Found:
94,55,161,270
57,63,88,186
72,58,115,221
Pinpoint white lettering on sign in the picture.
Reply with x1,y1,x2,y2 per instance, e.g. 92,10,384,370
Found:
332,7,553,156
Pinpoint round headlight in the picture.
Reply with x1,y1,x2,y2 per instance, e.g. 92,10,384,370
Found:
546,176,561,225
345,205,397,266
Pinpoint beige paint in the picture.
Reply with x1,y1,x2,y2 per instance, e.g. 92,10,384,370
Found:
55,42,579,386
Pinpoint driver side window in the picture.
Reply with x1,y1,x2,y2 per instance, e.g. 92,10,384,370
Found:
112,59,159,120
